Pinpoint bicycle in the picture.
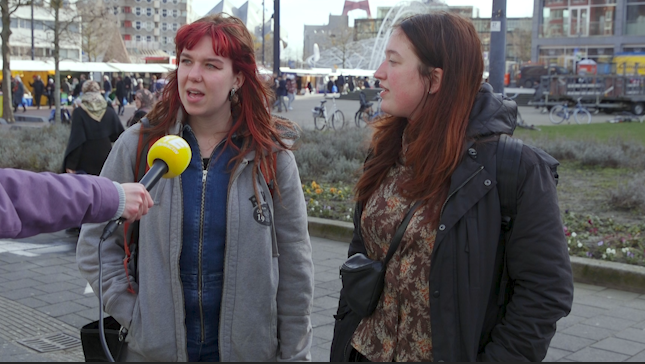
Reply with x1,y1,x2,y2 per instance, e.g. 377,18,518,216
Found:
312,96,345,131
355,93,383,127
549,97,592,125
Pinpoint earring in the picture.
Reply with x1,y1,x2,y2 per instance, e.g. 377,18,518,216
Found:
229,88,236,102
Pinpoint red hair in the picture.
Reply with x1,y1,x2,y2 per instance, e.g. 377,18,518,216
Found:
145,13,288,195
355,12,484,224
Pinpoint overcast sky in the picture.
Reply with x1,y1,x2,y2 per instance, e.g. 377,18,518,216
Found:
192,0,535,59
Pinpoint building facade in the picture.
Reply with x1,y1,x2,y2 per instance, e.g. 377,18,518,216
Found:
2,1,82,61
472,17,533,62
303,14,350,61
110,0,196,59
532,0,645,69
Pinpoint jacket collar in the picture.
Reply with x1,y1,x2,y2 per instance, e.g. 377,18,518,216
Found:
465,83,517,139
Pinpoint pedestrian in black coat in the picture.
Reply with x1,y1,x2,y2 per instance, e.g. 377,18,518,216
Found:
29,75,45,109
331,12,572,363
46,79,56,109
115,76,126,116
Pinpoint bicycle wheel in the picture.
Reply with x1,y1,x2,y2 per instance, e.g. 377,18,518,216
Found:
331,110,345,130
574,109,591,125
549,105,567,124
356,110,370,128
314,115,326,130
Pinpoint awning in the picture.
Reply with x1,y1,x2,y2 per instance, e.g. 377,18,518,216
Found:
5,60,54,71
59,61,118,72
108,63,171,73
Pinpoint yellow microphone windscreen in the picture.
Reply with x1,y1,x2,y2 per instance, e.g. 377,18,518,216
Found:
147,135,192,178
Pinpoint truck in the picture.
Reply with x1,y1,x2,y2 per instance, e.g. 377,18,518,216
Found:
532,73,645,116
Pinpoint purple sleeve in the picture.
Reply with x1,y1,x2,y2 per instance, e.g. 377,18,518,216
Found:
0,169,119,239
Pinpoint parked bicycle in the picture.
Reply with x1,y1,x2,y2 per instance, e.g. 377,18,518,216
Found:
312,96,345,130
355,92,383,127
549,97,592,125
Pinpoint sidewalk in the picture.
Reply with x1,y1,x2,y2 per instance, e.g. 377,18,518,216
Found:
1,232,645,361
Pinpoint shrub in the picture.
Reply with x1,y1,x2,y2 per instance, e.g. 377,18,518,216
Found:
0,124,69,172
607,172,645,212
524,136,645,169
294,128,370,184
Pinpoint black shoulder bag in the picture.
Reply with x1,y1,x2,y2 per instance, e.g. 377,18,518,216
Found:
339,200,423,318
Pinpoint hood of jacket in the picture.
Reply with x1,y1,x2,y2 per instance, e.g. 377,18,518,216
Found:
466,83,517,139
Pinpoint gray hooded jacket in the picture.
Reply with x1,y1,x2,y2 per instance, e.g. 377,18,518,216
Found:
77,121,314,361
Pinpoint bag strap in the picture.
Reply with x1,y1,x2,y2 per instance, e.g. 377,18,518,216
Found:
495,133,523,305
383,200,424,266
122,117,157,294
496,134,523,231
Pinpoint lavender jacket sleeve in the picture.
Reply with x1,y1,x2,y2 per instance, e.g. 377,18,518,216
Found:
0,168,120,239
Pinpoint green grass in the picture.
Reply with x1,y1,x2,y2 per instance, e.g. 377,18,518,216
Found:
514,122,645,144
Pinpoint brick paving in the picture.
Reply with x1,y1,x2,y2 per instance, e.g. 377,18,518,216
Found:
1,231,645,361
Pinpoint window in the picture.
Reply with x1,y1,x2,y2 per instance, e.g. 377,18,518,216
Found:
161,22,167,31
161,36,168,45
146,35,152,42
172,9,179,17
626,1,645,35
135,7,141,16
135,21,142,30
125,20,132,28
162,9,167,17
124,6,131,13
172,23,178,31
172,0,178,4
136,35,142,42
146,7,152,16
113,6,119,15
10,18,17,28
34,20,43,30
124,34,132,41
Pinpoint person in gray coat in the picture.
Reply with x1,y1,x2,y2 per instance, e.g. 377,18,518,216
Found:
76,13,314,362
13,76,26,112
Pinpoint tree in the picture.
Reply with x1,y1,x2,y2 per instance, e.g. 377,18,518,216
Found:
40,0,81,124
1,0,29,123
252,32,274,69
328,28,354,69
508,28,532,64
77,0,116,62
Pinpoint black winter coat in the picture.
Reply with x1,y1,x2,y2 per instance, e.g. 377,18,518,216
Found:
331,83,573,362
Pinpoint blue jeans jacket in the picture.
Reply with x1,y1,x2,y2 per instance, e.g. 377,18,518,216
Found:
180,126,239,361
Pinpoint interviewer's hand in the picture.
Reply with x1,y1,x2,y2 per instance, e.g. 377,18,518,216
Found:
120,183,154,223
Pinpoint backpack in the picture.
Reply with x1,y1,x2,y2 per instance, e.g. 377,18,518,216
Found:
496,134,559,306
120,118,277,293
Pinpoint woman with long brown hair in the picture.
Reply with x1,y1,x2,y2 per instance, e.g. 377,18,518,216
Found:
331,12,573,362
77,14,314,361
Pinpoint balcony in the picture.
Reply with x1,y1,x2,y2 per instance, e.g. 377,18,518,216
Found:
154,14,159,22
154,28,160,36
154,1,160,9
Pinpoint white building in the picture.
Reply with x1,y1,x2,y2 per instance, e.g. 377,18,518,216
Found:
2,1,82,61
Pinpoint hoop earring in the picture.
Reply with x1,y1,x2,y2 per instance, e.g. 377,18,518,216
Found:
229,88,236,102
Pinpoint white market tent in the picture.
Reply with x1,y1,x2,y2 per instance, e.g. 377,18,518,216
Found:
279,67,376,77
2,60,174,74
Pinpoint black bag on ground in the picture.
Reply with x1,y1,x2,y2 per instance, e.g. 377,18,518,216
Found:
80,316,127,362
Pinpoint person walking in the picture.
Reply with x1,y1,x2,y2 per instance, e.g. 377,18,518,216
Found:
12,76,27,113
115,76,126,116
286,77,296,110
46,78,56,109
29,75,45,109
273,74,288,112
126,88,154,127
331,12,573,362
102,75,112,101
63,81,124,176
124,73,133,102
73,74,86,100
77,13,314,362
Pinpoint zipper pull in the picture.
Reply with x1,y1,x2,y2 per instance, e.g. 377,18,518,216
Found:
202,170,207,183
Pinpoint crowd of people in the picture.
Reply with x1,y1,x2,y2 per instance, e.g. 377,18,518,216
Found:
0,11,575,363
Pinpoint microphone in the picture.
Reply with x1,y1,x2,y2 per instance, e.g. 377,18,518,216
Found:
100,136,192,240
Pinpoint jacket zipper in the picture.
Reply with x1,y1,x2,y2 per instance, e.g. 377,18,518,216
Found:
218,159,249,358
197,139,227,345
439,166,485,219
178,175,189,361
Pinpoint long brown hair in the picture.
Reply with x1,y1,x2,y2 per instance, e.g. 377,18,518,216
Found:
145,14,288,195
355,12,484,221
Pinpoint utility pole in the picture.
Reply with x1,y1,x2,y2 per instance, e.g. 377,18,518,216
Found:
30,0,34,60
273,0,280,76
489,0,507,94
262,0,265,66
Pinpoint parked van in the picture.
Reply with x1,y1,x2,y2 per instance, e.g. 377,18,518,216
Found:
517,65,569,88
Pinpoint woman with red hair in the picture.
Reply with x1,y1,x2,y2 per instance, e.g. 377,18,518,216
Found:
77,14,313,361
331,12,573,362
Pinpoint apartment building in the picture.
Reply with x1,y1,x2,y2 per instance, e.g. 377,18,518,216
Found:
109,0,197,61
532,0,645,68
1,1,82,61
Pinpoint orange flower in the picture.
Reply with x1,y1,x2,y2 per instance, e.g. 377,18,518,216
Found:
315,188,323,194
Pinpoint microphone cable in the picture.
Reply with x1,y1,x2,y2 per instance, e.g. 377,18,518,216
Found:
98,233,116,362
